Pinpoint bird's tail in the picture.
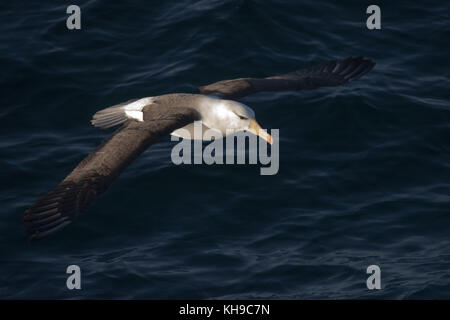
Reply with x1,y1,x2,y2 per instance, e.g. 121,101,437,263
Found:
91,97,153,129
91,102,134,129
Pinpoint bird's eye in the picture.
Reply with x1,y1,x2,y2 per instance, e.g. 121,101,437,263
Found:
233,111,247,120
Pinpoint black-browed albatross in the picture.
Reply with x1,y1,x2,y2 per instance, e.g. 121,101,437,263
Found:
24,56,375,241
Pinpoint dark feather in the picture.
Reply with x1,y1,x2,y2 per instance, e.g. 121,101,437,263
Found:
199,57,375,99
23,107,200,241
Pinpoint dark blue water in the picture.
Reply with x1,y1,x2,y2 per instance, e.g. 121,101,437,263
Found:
1,0,450,299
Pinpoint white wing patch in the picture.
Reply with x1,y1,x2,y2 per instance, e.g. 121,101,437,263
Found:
125,110,144,121
91,97,153,129
123,97,153,113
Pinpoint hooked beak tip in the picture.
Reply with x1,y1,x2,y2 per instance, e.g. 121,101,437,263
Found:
249,119,273,145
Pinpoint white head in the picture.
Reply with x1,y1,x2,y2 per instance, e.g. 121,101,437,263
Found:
200,97,273,144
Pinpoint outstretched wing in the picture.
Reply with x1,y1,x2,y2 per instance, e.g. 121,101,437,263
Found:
199,56,375,100
23,106,200,241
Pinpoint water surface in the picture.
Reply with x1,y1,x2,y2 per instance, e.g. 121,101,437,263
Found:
1,0,450,299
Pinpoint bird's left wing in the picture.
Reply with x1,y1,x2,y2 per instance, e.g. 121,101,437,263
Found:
23,106,200,241
199,56,375,100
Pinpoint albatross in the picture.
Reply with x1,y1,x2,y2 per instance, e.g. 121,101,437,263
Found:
23,56,375,241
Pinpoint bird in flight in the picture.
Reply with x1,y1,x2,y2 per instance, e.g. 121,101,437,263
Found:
23,56,375,241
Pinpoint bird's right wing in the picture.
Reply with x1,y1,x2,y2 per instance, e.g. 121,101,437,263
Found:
23,106,200,241
199,56,375,100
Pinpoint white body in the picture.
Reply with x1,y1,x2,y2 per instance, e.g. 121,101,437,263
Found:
92,95,255,141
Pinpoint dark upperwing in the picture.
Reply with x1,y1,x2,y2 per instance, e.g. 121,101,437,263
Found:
199,57,375,100
24,106,199,241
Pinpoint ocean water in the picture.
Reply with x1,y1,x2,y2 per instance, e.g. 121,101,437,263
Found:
1,0,450,299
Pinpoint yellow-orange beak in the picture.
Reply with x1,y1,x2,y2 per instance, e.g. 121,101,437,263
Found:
248,119,273,145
